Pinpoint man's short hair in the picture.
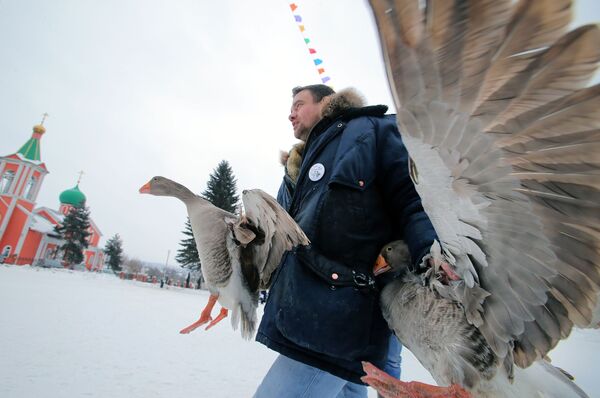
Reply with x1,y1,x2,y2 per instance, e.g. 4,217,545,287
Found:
292,84,335,103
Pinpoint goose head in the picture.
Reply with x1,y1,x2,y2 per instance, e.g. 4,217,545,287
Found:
373,240,411,276
139,176,196,202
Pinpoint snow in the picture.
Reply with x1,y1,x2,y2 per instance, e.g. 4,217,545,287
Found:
14,152,44,166
30,213,56,234
0,265,598,398
36,207,65,224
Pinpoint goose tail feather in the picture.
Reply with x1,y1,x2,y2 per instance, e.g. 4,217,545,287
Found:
239,304,257,340
229,301,257,340
505,361,589,398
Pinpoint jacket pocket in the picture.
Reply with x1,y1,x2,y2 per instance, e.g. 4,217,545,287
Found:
316,176,389,269
275,247,377,360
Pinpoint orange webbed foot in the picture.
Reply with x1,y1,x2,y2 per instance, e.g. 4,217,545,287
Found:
179,313,212,334
205,307,228,330
179,294,219,334
361,362,471,398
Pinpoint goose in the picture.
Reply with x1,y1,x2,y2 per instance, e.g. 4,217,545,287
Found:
359,0,600,396
139,176,309,339
365,241,589,398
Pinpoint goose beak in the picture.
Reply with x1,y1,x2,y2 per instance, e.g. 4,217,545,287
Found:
373,255,391,276
139,182,151,194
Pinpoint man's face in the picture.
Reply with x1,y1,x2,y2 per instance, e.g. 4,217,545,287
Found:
289,89,323,141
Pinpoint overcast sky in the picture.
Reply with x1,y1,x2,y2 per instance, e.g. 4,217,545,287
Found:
2,1,599,264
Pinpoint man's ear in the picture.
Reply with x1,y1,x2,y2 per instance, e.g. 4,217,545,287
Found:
319,95,334,118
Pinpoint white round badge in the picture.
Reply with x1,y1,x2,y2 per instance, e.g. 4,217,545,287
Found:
308,163,325,182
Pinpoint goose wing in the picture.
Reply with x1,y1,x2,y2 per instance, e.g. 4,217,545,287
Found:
239,189,309,289
369,0,600,368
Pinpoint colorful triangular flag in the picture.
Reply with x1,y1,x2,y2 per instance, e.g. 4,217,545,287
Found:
287,3,333,87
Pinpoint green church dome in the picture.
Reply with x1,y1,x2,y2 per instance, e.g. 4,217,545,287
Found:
59,185,86,206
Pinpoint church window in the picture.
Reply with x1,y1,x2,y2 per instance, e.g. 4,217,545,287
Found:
23,176,37,200
0,170,15,194
1,245,11,257
46,247,57,259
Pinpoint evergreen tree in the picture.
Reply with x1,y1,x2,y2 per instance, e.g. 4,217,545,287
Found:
202,160,239,213
176,160,239,271
175,218,200,270
104,234,124,274
54,205,91,267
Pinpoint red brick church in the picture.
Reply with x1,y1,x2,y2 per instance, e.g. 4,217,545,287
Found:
0,120,104,270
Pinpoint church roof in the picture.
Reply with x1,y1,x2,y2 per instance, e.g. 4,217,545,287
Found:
17,124,46,162
35,207,65,224
30,213,56,234
59,185,87,206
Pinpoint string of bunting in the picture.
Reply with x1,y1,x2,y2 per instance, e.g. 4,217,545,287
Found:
289,2,332,85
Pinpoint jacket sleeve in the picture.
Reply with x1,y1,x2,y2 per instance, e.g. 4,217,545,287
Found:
375,117,437,268
276,177,293,212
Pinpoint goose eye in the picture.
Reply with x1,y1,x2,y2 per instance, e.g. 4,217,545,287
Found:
386,247,392,252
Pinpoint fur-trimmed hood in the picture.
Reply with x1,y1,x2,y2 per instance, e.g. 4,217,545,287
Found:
320,88,366,120
280,88,370,183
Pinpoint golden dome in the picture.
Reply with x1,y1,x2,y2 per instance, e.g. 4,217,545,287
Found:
33,124,46,134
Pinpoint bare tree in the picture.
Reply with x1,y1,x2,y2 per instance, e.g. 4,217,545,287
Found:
145,266,163,279
123,257,143,274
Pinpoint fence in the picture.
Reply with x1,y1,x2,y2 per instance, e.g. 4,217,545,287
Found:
1,255,78,269
0,255,205,289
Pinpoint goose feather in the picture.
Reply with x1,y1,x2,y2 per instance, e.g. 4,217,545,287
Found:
367,0,600,396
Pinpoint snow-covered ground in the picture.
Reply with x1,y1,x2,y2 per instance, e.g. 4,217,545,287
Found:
0,265,598,398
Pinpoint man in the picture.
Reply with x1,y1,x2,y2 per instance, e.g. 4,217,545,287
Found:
254,85,436,397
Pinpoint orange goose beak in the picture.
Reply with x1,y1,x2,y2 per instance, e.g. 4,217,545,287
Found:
373,254,391,276
139,182,151,194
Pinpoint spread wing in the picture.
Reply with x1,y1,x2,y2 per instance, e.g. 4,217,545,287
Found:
369,0,600,368
240,189,309,289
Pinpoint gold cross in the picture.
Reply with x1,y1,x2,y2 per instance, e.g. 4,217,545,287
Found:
77,170,85,185
40,113,49,125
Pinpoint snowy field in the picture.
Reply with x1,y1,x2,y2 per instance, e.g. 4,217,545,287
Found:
0,265,598,398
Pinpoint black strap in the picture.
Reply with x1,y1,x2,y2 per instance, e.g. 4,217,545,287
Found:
295,246,378,292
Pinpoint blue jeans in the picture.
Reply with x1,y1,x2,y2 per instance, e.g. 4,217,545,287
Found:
384,334,402,379
253,355,367,398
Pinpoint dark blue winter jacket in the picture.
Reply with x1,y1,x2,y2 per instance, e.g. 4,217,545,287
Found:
256,91,437,384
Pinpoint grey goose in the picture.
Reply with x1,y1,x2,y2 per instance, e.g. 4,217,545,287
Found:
140,176,309,339
360,0,600,397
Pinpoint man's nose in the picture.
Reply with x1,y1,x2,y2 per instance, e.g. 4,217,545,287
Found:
289,112,295,122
